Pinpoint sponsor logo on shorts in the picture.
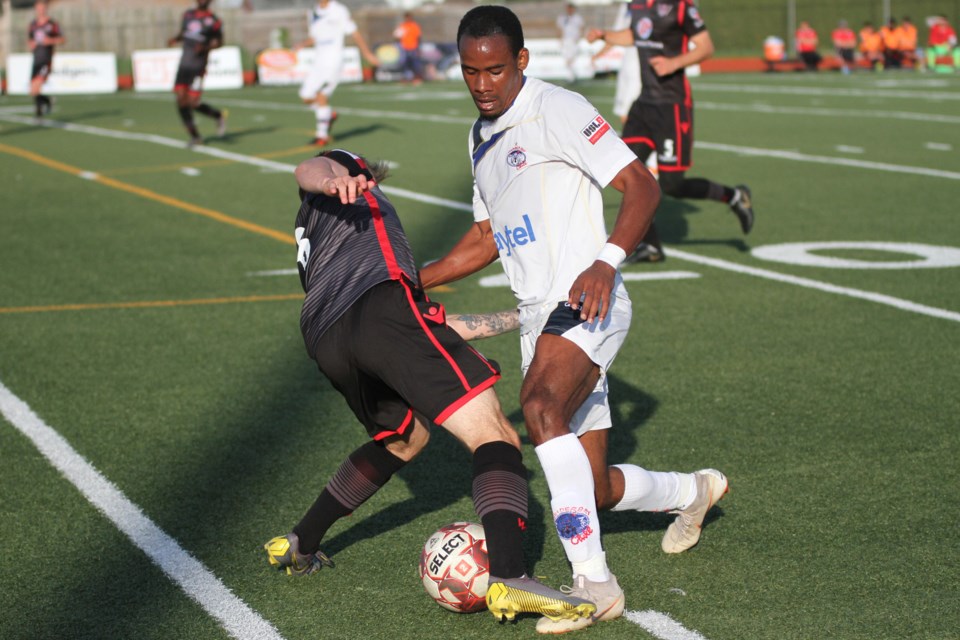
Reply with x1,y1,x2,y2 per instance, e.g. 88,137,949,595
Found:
554,508,593,545
581,115,610,145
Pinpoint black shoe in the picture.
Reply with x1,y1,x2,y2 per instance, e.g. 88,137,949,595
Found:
730,185,754,234
624,242,665,263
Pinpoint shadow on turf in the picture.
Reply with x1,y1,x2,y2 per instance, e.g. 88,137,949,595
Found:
654,196,752,252
0,109,124,137
202,126,278,145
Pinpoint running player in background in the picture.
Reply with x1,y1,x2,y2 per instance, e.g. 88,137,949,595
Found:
262,149,596,628
588,0,754,263
28,0,64,119
832,20,857,74
168,0,227,147
556,3,585,83
295,0,380,146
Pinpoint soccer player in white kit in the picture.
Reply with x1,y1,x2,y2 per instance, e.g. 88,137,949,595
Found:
556,3,584,82
295,0,379,145
420,6,729,633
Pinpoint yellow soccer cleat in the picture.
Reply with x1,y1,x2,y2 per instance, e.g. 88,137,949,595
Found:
263,532,334,576
485,576,596,624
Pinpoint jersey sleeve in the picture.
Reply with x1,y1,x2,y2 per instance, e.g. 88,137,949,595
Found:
679,1,707,38
544,89,637,189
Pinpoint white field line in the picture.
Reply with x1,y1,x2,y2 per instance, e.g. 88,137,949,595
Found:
626,610,709,640
3,113,959,323
0,381,284,640
695,101,960,125
667,248,960,323
691,82,960,101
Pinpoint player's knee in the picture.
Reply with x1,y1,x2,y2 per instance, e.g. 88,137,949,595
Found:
521,393,568,445
658,171,685,197
384,419,430,462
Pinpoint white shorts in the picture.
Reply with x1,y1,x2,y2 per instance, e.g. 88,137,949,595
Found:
520,277,632,435
298,63,341,101
613,48,641,119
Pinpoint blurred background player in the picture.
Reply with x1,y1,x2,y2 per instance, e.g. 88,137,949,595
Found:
832,20,856,74
588,0,754,263
795,21,821,71
295,0,379,146
393,11,423,84
168,0,226,147
880,18,902,69
28,0,64,119
899,17,918,70
763,34,786,72
556,3,584,83
592,1,640,124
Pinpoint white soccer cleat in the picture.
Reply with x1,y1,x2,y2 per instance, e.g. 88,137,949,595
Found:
535,573,624,634
661,469,728,554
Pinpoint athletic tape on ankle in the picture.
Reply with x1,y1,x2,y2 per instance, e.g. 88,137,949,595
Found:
596,242,627,270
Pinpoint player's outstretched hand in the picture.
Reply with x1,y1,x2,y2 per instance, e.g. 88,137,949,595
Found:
586,28,605,43
321,174,376,205
568,261,616,324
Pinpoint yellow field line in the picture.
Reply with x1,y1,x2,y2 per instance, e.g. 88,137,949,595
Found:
0,142,294,246
0,293,303,315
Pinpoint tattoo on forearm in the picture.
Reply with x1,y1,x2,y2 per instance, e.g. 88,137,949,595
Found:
450,310,520,339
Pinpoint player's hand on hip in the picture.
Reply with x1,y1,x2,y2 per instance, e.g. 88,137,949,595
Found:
650,55,679,76
568,262,616,324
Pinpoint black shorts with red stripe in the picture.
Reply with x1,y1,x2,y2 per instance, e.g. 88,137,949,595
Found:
311,279,501,441
622,101,695,173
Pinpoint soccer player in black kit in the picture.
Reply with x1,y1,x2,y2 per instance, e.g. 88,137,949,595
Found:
28,0,64,119
168,0,227,146
262,149,596,627
588,0,754,262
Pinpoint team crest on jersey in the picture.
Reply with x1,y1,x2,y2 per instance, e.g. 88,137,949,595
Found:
580,115,610,145
688,6,704,26
636,17,654,40
506,146,527,170
657,3,673,17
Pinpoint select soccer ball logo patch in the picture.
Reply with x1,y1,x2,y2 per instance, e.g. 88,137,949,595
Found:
581,115,610,145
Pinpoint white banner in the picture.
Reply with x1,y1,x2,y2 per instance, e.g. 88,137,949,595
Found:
5,52,118,95
132,46,244,92
513,38,608,80
256,47,362,86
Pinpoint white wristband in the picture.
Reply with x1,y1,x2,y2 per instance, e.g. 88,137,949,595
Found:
596,242,627,270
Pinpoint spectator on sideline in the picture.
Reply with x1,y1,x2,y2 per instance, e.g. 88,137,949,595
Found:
168,0,226,146
832,20,857,74
295,0,379,146
763,34,786,72
859,21,884,70
393,11,424,84
795,21,821,71
27,0,64,119
899,16,919,69
880,18,902,68
556,2,584,83
926,15,958,74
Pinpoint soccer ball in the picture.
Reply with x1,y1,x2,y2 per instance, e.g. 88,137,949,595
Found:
419,521,489,613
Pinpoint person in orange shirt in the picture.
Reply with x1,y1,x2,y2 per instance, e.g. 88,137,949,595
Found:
832,19,857,74
393,11,423,84
859,21,884,70
795,21,821,70
899,16,918,68
880,18,902,68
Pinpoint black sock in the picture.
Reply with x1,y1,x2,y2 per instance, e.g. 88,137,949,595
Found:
195,103,221,119
177,106,199,138
472,441,528,579
293,441,406,554
640,223,662,252
34,95,44,116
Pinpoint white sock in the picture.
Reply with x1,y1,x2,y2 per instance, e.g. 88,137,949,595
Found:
535,434,609,582
313,105,332,138
611,465,695,512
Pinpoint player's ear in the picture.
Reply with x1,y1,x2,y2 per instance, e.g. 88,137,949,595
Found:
517,48,530,71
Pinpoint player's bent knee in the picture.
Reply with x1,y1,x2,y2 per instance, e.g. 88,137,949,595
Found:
383,418,430,462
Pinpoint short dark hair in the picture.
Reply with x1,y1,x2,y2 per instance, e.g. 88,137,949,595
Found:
457,5,525,58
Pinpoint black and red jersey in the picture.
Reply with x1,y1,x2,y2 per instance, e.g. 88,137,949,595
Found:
176,8,222,69
295,150,419,355
28,18,61,67
628,0,706,105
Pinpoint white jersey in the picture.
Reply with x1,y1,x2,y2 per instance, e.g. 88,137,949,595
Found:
469,77,637,333
557,12,585,46
307,1,355,67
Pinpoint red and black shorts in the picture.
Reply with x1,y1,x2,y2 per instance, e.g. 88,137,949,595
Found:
174,65,206,96
622,101,694,173
311,279,501,441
